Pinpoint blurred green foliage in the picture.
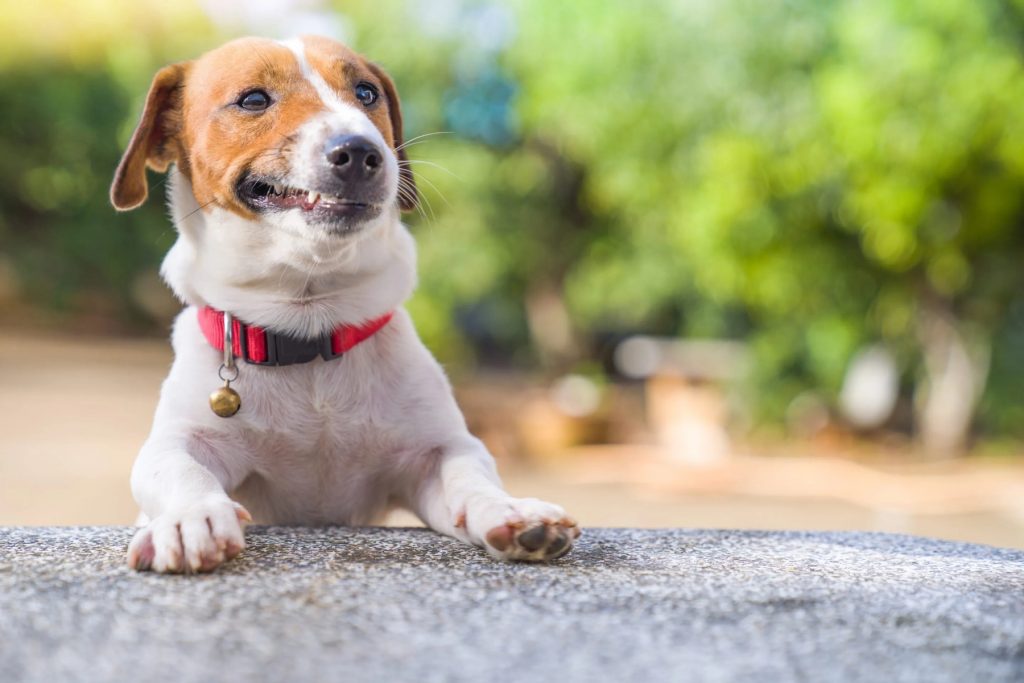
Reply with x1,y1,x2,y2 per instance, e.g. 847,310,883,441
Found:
1,0,1023,438
0,65,169,320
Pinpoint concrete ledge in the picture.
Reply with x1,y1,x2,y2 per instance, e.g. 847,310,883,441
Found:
1,527,1022,683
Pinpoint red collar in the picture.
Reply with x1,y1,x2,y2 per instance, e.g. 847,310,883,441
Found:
197,306,393,366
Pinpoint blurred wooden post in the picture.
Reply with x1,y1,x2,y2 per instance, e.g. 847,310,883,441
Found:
616,337,747,464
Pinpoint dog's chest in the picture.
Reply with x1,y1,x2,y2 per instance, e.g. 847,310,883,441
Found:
223,359,422,523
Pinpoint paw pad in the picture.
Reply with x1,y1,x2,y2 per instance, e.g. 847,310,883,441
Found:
486,518,580,561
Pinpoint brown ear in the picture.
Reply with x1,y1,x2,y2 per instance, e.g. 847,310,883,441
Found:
110,63,188,211
367,62,418,213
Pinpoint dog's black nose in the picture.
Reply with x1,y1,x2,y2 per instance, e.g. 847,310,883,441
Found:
325,135,382,182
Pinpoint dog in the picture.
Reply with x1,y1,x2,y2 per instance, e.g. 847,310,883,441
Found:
110,35,579,573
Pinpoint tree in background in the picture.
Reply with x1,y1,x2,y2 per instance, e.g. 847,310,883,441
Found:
387,0,1024,452
0,2,216,329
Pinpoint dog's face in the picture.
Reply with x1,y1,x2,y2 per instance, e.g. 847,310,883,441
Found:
111,35,417,238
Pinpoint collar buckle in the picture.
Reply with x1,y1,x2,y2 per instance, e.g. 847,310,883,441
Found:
244,328,341,366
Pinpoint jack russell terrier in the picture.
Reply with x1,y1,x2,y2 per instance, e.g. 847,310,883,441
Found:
110,35,579,573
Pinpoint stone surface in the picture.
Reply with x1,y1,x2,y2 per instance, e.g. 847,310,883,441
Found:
1,526,1022,683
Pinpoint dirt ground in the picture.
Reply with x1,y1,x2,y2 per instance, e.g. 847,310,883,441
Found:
1,330,1022,549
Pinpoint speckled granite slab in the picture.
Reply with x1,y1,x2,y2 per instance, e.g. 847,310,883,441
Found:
1,526,1022,683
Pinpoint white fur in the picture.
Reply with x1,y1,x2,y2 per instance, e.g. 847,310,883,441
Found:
127,38,577,572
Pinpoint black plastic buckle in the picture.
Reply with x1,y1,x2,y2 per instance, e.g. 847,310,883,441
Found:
319,334,345,362
239,324,344,366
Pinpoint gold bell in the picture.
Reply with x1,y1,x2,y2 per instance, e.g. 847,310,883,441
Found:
210,310,242,418
210,385,241,417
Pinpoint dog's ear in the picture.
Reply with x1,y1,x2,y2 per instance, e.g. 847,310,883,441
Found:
367,62,418,213
110,63,189,211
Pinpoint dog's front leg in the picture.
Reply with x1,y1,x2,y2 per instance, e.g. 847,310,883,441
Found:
413,435,580,561
126,433,249,573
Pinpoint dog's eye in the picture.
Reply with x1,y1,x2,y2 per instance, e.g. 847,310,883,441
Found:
238,90,272,111
354,82,379,107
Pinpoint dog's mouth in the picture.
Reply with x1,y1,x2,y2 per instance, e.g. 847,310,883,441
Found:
237,175,382,224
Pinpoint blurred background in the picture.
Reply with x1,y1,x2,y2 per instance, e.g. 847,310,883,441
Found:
1,0,1023,547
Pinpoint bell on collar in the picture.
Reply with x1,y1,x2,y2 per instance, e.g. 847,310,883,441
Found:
210,311,241,418
210,384,241,417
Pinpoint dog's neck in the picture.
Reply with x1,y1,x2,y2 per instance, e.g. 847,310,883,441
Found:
160,168,417,338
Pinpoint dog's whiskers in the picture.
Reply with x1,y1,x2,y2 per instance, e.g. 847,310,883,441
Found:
398,179,431,222
179,198,220,223
395,131,452,153
399,159,462,182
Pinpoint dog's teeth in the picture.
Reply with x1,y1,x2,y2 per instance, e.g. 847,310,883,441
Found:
307,191,317,203
272,183,283,195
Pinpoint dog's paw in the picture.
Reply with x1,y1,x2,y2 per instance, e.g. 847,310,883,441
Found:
471,497,580,561
127,499,250,574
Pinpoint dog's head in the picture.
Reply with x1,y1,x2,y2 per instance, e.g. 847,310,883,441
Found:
111,35,417,236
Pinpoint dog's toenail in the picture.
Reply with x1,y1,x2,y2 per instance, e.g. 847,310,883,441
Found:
518,525,549,551
546,533,569,556
549,543,573,559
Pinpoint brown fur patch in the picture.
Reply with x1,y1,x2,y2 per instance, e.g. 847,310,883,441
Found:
110,63,189,210
180,38,321,219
